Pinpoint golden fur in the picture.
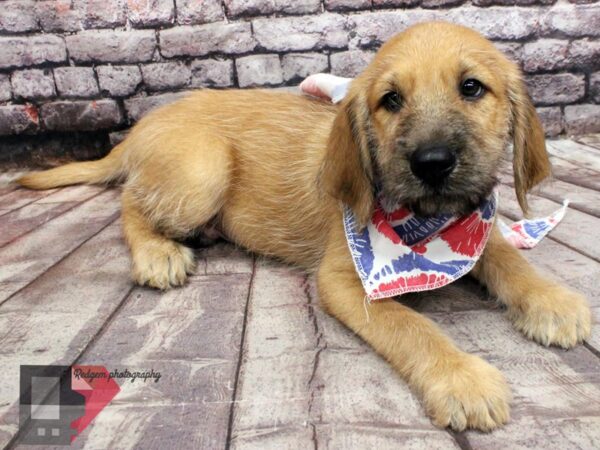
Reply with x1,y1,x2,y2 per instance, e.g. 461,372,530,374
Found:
18,22,591,432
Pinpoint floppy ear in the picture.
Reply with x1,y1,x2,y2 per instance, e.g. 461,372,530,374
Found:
319,93,375,229
509,76,551,214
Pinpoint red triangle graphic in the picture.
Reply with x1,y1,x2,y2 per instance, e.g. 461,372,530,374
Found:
70,365,120,442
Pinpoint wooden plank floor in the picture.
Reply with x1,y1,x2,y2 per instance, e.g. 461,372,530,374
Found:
1,137,599,449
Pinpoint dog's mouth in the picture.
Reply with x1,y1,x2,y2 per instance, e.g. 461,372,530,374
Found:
378,150,501,218
387,178,497,218
405,192,487,217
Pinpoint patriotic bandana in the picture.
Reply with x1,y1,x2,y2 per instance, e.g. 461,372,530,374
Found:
344,192,498,300
300,74,569,300
497,200,569,249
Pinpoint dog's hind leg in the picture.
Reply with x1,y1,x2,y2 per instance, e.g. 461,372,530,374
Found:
121,133,232,289
122,191,196,289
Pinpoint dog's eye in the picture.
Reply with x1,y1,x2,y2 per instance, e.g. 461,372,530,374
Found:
460,79,485,99
381,91,402,112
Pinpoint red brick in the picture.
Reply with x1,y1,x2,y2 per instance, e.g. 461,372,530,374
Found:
141,62,192,91
127,0,174,27
236,55,283,88
253,14,348,52
542,2,600,37
124,93,186,122
177,0,224,25
473,0,555,5
590,72,600,103
37,0,82,32
66,30,156,63
526,73,585,105
521,39,570,72
41,100,123,131
373,0,419,6
0,35,66,70
225,0,321,17
54,67,100,98
82,0,127,28
11,69,56,100
330,50,374,77
0,105,39,135
0,0,39,33
536,107,563,137
160,22,255,58
325,0,371,11
282,53,329,83
564,104,600,135
190,59,234,88
0,75,11,102
97,65,143,97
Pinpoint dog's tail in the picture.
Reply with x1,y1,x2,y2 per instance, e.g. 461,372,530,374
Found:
17,143,127,190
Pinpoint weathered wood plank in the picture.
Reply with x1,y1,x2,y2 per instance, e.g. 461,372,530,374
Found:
500,171,600,218
498,180,600,352
0,186,105,248
35,184,104,203
469,416,600,450
229,260,460,450
229,256,600,450
575,134,600,151
434,310,600,448
0,187,57,216
231,427,316,450
231,262,318,437
233,426,460,450
511,229,600,306
497,184,600,263
502,145,600,191
549,156,600,191
0,189,121,304
0,171,24,196
316,426,461,450
0,181,100,215
546,140,600,172
0,222,133,449
0,201,77,248
432,309,600,406
55,273,252,450
65,404,234,450
196,242,254,276
497,215,600,354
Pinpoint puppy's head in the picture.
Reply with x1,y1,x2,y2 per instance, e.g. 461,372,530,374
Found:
321,21,550,227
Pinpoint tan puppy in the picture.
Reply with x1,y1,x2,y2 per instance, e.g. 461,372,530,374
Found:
19,22,591,431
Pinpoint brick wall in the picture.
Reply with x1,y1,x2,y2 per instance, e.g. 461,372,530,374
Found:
0,0,599,166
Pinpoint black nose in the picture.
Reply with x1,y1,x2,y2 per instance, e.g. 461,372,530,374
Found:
410,146,457,186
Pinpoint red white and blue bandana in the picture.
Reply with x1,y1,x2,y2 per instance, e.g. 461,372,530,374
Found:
497,200,569,249
344,192,498,300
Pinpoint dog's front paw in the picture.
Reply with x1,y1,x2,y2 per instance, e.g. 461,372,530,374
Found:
132,241,196,290
509,285,591,349
424,354,511,432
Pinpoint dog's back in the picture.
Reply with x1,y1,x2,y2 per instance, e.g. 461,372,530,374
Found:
18,89,341,269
